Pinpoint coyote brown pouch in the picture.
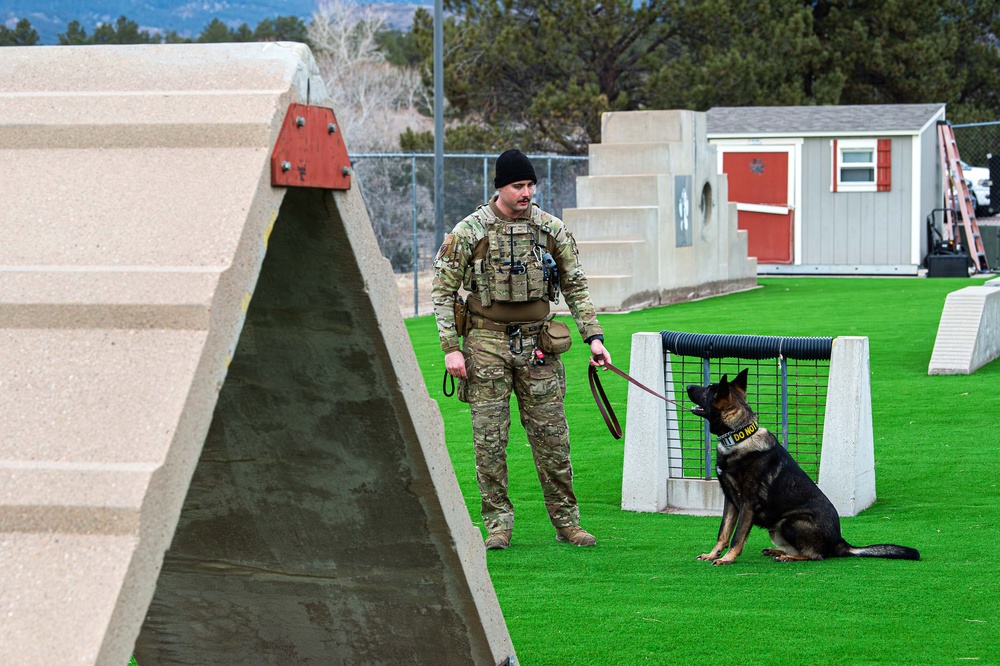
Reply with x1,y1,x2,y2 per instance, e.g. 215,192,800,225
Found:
454,294,469,336
538,319,572,354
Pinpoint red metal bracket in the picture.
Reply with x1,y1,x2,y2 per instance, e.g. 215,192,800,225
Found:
271,103,351,190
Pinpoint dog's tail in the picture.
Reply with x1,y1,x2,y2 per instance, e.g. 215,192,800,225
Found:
839,542,920,560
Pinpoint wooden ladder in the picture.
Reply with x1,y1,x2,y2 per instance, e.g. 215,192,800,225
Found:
937,121,990,272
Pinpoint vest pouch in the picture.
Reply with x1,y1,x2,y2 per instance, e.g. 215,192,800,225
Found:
508,267,529,301
526,266,546,300
539,319,572,354
474,259,491,307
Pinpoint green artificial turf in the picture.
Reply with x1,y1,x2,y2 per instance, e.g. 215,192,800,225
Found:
405,277,1000,666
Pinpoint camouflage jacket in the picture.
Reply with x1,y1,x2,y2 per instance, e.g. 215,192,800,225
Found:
432,196,603,353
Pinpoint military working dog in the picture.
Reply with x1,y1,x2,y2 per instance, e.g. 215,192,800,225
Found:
686,369,919,565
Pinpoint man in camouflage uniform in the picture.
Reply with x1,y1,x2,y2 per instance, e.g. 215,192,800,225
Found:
432,149,610,550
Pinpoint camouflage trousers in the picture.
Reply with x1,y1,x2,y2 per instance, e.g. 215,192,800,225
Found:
461,328,580,533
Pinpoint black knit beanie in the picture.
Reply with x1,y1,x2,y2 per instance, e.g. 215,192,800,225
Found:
493,149,537,189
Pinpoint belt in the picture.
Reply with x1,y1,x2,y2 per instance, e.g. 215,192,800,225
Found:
469,316,546,337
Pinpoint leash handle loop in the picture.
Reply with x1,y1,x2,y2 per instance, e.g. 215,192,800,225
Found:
589,360,679,440
589,365,623,439
443,369,455,397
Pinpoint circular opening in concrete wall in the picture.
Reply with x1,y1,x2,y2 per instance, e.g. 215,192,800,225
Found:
700,182,713,226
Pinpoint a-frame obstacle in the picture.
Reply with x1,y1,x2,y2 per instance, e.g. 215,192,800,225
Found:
0,43,513,665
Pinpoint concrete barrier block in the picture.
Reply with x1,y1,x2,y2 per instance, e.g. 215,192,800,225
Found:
928,282,1000,374
818,336,876,517
622,333,670,512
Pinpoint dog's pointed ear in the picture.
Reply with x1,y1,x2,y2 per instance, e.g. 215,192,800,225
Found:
716,373,731,398
733,368,749,392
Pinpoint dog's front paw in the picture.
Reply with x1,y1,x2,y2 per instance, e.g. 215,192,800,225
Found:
696,553,719,561
711,556,737,566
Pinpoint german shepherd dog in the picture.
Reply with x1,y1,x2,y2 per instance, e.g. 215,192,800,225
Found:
686,369,919,565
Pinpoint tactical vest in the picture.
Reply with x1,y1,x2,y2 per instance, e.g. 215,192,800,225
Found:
467,204,559,308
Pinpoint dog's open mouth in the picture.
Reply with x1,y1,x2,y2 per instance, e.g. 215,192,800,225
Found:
690,405,707,417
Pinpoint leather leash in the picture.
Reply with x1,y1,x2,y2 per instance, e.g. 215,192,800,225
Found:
589,359,680,440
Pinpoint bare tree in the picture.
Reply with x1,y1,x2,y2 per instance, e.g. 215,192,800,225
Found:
308,0,428,152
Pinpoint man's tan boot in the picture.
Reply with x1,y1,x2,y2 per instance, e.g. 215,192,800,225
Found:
556,525,596,547
485,529,512,550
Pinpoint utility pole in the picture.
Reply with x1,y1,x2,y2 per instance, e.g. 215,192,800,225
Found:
433,0,444,249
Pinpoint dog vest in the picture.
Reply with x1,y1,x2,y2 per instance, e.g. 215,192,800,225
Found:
467,203,559,307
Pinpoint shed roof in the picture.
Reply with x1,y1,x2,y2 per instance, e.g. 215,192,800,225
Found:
707,103,946,136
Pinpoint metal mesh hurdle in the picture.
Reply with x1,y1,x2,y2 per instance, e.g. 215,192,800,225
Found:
660,331,834,482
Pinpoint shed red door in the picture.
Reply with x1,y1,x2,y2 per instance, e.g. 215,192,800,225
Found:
721,150,794,264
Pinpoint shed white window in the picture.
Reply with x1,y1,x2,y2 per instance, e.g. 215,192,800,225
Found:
832,138,891,193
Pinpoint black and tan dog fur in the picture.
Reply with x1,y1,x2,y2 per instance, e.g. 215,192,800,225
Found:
687,369,919,565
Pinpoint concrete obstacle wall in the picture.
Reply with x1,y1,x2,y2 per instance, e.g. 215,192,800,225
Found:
0,44,513,665
623,333,875,518
564,110,758,312
928,277,1000,375
817,337,877,517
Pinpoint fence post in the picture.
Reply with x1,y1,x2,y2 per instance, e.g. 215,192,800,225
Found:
818,336,876,517
411,156,419,318
482,157,488,204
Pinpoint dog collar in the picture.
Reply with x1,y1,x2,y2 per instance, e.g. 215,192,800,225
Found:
717,420,759,449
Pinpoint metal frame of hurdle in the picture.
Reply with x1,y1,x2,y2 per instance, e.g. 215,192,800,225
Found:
621,332,877,517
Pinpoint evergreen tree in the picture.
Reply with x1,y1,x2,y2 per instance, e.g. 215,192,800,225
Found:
0,18,40,46
253,16,309,43
198,18,238,43
163,30,192,44
58,20,90,45
412,0,1000,152
415,0,682,153
807,0,1000,122
90,16,161,44
233,24,255,42
377,28,422,67
646,0,825,110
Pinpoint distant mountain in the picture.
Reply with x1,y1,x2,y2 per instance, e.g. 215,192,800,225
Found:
2,1,427,45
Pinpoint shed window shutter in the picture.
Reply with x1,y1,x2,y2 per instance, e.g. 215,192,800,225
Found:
877,138,891,191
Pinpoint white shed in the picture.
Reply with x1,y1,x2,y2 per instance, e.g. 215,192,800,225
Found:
707,103,947,274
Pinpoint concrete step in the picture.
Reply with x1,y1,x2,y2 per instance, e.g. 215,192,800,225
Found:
575,175,661,208
576,238,653,275
601,110,697,145
581,274,637,311
588,142,676,176
564,205,659,240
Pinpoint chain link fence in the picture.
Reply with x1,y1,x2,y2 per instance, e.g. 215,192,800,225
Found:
951,121,1000,268
953,121,1000,169
953,120,1000,216
350,153,588,316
